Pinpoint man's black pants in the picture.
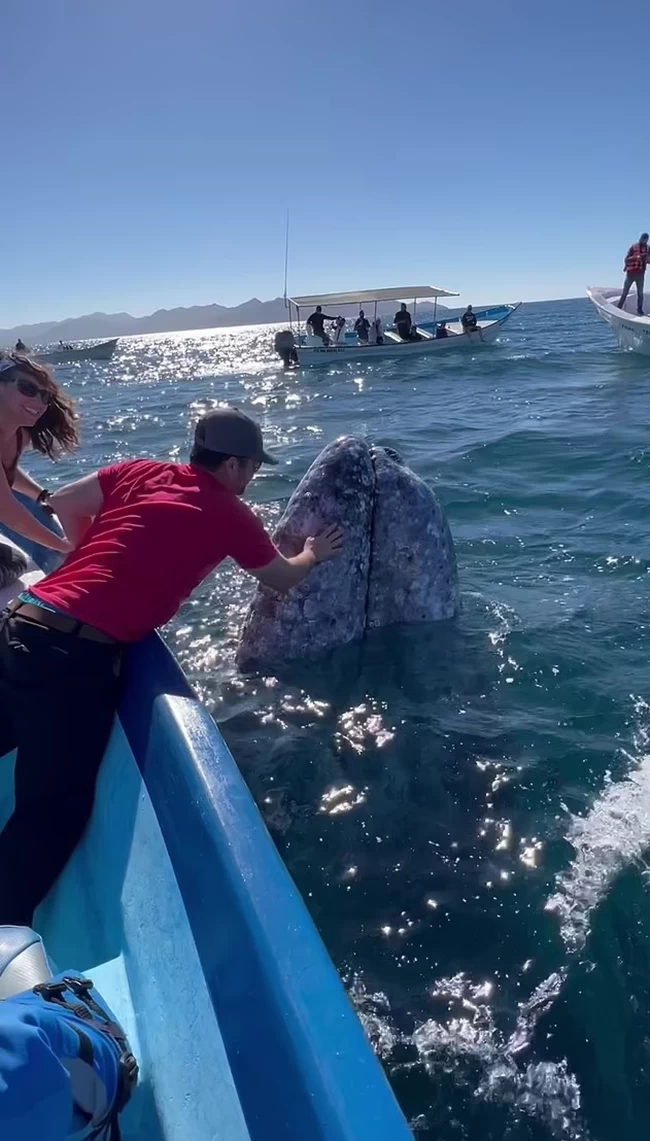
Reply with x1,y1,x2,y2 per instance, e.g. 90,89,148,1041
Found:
617,272,644,313
0,613,123,925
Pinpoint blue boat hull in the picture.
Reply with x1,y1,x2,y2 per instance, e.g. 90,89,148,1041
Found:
0,505,412,1140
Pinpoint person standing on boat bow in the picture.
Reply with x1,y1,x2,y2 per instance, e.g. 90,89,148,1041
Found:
617,233,649,315
0,407,342,927
306,305,337,345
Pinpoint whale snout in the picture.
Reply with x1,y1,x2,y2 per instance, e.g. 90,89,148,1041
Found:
237,436,459,670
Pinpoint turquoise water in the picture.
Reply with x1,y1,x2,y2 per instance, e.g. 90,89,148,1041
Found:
32,300,650,1139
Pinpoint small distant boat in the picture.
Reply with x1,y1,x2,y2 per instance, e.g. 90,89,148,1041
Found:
280,286,520,368
34,338,119,365
587,286,650,355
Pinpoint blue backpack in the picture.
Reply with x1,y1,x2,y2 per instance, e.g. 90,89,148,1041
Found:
0,927,137,1141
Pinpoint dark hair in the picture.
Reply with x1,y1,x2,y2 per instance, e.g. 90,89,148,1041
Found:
642,233,649,242
0,356,78,459
190,445,245,471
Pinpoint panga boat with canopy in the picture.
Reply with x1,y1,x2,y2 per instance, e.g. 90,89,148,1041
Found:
586,286,650,355
281,285,520,367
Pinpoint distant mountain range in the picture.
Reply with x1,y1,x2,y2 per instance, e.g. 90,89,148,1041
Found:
1,296,450,346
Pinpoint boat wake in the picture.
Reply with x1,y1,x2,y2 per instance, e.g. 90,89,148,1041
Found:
546,699,650,953
349,699,650,1138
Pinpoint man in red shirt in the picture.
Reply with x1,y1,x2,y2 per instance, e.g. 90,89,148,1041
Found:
0,407,342,924
617,232,650,315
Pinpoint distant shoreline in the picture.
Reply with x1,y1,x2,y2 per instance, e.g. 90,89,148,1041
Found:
2,295,586,348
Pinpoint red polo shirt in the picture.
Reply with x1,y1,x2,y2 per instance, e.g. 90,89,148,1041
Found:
31,459,277,641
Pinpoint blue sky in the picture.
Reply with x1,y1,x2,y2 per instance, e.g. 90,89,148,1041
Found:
2,0,649,326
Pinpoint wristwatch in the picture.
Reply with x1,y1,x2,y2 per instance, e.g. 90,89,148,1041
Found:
36,488,54,517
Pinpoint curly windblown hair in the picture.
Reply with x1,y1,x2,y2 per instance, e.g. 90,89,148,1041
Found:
0,354,78,458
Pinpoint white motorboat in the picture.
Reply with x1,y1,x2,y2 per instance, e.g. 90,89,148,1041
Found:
587,287,650,355
280,286,520,367
34,338,119,365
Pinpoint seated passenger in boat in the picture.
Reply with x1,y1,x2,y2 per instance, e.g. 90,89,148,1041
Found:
461,305,478,332
307,305,337,346
0,407,343,927
331,316,346,343
435,322,449,339
354,310,370,344
14,339,26,353
0,354,77,558
394,303,412,341
409,324,423,342
370,317,384,345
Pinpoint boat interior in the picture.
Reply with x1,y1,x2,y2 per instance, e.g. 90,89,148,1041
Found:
0,514,412,1141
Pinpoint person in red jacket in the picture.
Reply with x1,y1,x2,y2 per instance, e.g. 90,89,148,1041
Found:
0,406,343,925
617,232,650,315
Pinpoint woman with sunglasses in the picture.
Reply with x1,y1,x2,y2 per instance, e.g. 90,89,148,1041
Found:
0,354,78,556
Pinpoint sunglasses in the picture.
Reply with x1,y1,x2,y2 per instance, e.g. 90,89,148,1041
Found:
0,355,53,406
15,376,53,406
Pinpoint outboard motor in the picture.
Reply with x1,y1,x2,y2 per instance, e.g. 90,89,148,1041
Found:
0,927,138,1140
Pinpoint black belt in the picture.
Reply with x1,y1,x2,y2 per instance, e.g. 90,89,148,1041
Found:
5,600,121,645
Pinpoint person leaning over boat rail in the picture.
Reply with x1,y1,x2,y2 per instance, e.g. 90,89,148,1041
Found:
0,354,77,559
461,305,484,341
0,407,343,926
306,304,337,345
616,232,649,315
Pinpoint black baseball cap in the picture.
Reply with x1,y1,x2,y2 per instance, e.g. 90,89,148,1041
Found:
193,406,278,465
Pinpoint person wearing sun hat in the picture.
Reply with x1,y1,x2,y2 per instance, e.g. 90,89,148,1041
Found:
0,404,343,926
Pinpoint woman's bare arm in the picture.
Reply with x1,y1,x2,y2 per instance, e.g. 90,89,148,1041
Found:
0,466,71,553
11,466,46,500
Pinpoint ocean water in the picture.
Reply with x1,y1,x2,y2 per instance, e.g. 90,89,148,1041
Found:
31,299,650,1139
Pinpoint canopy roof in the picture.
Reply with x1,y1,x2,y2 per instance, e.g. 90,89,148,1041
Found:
288,285,459,308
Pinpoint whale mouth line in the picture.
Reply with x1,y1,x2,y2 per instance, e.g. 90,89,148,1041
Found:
362,449,382,635
236,436,460,671
371,444,403,465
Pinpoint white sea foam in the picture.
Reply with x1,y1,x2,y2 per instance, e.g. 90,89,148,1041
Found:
348,974,399,1059
410,973,585,1138
349,706,650,1137
546,702,650,952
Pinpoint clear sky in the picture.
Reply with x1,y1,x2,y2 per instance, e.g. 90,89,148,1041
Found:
2,0,649,326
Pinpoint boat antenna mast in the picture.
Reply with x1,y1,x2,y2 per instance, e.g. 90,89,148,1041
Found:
283,209,290,308
282,209,295,332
